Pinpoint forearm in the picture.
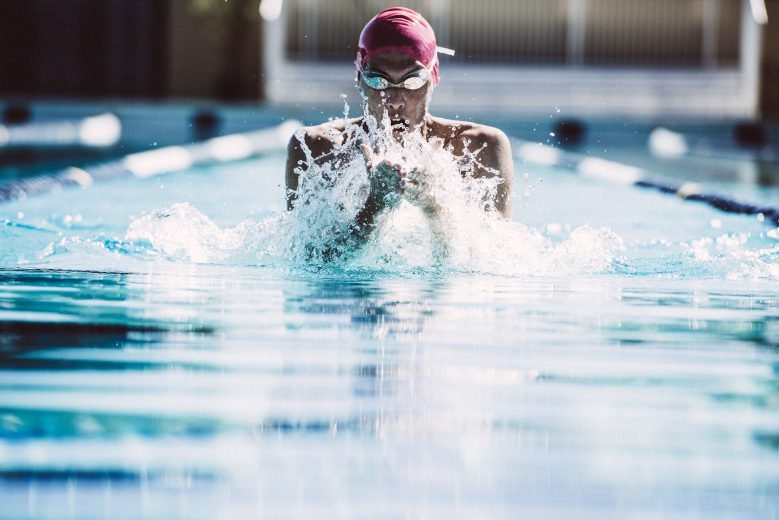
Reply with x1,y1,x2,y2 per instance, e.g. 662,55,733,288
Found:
349,194,384,244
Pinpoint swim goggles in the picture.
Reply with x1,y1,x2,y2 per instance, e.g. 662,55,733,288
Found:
359,67,431,91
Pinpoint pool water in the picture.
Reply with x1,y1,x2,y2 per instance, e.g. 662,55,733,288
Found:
1,141,778,518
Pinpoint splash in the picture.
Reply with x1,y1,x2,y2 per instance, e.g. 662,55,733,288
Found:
126,203,248,263
125,108,624,276
686,231,779,280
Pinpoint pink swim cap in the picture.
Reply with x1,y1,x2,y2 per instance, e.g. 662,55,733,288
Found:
356,7,440,86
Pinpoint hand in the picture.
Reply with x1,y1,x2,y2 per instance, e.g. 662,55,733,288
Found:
360,144,403,211
399,138,444,216
400,166,441,216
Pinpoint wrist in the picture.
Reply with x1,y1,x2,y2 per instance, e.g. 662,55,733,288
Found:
363,193,383,215
355,194,382,230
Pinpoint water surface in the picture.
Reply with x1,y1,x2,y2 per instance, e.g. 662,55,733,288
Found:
0,147,778,518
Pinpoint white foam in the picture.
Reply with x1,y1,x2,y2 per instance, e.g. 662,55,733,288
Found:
686,232,779,280
126,203,246,263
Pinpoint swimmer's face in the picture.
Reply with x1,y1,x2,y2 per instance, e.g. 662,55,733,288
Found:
358,52,433,131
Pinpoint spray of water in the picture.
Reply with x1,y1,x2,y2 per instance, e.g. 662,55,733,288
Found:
685,232,779,280
126,104,624,276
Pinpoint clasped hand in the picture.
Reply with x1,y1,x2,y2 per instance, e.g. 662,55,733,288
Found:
359,144,439,215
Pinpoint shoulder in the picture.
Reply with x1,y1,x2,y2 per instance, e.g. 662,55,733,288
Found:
430,118,513,173
432,118,514,217
449,119,507,140
430,117,511,155
461,123,512,167
287,119,358,157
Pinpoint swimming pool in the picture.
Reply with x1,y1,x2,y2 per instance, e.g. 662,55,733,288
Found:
1,117,778,518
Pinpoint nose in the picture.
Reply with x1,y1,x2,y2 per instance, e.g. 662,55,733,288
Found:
385,88,404,111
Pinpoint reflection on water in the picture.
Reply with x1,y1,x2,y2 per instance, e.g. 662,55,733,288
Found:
0,267,778,518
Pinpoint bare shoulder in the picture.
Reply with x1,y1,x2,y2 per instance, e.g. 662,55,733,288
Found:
460,121,511,148
287,119,356,159
285,118,360,210
432,117,513,176
430,117,514,217
432,117,511,155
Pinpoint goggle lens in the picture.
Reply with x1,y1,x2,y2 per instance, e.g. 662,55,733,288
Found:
361,69,429,91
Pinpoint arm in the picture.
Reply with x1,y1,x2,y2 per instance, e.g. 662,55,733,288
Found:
285,134,304,211
399,127,514,220
350,144,403,240
284,125,346,210
285,129,403,251
471,128,514,218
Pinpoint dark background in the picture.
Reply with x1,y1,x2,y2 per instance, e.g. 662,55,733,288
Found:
0,0,261,102
0,0,777,118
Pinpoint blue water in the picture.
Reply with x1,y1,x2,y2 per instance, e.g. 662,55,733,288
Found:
1,142,778,518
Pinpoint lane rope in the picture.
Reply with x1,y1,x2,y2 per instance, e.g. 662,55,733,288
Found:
0,120,301,203
513,138,779,226
0,113,121,149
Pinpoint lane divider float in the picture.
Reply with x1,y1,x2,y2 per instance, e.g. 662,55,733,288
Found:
0,120,301,203
513,138,779,226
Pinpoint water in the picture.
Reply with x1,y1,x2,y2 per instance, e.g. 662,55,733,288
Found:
1,126,778,518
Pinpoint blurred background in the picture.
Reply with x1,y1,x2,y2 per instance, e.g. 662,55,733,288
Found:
0,0,776,113
0,0,777,187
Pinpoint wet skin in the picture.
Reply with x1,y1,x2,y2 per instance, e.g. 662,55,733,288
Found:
285,52,514,236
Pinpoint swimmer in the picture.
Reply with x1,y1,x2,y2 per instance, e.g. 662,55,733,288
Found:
285,7,514,246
